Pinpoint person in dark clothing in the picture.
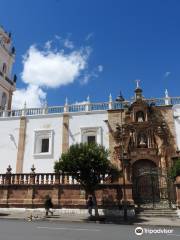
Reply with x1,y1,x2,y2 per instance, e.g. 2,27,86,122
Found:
44,195,53,216
87,196,94,216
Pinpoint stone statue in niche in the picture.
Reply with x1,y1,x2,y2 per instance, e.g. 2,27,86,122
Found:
138,133,147,148
129,130,135,148
136,111,145,122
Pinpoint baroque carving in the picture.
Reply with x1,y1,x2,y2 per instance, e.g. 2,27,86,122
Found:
112,95,175,163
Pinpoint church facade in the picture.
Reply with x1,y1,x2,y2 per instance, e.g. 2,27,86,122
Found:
0,26,180,207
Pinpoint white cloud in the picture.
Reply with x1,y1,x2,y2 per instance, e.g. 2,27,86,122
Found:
80,73,91,85
12,85,46,109
80,64,103,85
64,39,74,49
21,45,90,88
164,71,171,78
12,36,102,109
44,40,52,50
97,65,103,72
85,32,94,41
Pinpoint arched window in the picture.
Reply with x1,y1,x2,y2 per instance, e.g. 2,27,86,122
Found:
136,111,145,122
2,63,7,74
1,92,7,109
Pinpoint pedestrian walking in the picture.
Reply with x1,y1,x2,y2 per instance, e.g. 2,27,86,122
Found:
87,196,94,216
44,195,53,216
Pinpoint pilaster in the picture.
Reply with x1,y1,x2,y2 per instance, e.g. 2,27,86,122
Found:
16,117,26,173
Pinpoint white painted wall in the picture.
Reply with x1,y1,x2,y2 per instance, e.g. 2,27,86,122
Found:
69,111,109,149
0,111,109,174
23,115,63,173
0,118,20,173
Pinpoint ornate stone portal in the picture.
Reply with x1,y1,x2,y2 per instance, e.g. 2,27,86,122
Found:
107,85,177,208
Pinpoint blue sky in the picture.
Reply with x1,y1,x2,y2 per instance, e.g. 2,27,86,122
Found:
1,0,180,107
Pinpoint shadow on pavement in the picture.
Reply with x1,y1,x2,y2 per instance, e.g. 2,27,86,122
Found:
81,215,149,225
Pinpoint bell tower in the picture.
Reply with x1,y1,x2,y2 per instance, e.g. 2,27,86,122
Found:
0,25,16,110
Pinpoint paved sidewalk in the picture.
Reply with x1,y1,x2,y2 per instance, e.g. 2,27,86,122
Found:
0,208,180,227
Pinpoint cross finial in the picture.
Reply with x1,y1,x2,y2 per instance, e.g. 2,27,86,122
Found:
135,79,141,89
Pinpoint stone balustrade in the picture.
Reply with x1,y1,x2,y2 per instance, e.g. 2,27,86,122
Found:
0,165,132,208
0,166,110,186
0,173,80,185
0,96,179,118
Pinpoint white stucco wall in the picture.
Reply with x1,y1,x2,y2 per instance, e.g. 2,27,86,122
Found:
0,111,109,174
23,115,63,173
0,118,20,173
69,111,109,149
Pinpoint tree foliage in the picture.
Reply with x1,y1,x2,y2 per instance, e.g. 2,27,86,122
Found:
170,158,180,180
54,143,120,193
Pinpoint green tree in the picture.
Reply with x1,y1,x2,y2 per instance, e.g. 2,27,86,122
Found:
54,143,120,217
170,158,180,180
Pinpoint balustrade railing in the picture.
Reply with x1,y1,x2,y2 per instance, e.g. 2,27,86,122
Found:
48,106,64,114
0,172,109,185
1,96,180,118
90,102,109,111
0,173,80,185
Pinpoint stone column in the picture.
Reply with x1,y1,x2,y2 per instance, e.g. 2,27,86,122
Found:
16,117,26,173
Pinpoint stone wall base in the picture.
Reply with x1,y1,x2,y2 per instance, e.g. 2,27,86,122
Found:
0,184,134,209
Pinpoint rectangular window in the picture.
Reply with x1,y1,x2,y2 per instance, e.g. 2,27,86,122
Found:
41,138,49,153
87,136,96,144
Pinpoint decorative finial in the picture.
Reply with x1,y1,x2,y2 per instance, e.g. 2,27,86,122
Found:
87,96,90,102
31,164,36,173
6,165,12,174
65,97,68,105
109,93,112,102
135,79,141,89
165,89,169,98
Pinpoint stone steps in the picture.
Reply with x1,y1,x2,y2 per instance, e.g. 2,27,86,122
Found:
136,209,178,218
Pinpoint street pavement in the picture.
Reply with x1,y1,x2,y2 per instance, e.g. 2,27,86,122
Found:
0,208,180,226
0,219,180,240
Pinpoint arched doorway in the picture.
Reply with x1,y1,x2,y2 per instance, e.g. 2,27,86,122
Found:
132,160,160,207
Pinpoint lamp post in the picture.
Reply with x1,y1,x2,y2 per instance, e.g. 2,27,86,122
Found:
116,91,128,220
